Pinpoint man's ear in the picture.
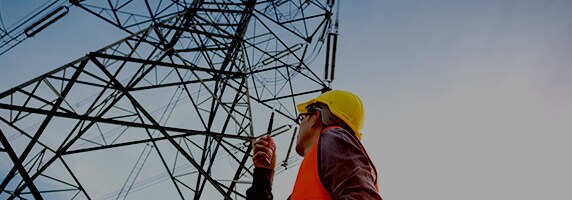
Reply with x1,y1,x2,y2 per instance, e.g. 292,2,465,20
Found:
310,111,322,128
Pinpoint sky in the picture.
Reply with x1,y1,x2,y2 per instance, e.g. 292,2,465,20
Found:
1,0,572,199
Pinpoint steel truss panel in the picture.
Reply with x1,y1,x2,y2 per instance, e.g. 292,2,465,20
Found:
0,0,335,199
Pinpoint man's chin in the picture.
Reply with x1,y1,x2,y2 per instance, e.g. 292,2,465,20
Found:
295,146,305,157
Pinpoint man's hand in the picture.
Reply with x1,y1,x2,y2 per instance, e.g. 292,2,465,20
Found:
253,136,276,169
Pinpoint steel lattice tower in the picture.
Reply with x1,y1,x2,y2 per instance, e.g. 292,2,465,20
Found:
0,0,338,199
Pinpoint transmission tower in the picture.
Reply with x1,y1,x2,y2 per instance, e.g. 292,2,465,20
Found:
0,0,339,199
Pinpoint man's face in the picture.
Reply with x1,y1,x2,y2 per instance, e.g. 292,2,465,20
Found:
295,111,318,157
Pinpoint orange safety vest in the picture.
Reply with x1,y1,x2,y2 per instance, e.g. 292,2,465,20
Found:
290,126,378,199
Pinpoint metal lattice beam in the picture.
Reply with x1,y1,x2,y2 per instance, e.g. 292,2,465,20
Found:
0,0,336,199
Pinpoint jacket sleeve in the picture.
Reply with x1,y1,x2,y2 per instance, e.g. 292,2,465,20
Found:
319,128,382,200
246,167,274,200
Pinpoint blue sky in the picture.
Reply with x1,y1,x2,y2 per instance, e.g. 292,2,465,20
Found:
333,1,572,199
1,0,572,199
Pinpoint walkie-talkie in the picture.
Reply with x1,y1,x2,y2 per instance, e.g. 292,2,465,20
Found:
267,109,275,137
262,109,275,167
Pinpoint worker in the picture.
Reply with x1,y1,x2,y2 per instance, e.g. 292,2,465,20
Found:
246,90,382,199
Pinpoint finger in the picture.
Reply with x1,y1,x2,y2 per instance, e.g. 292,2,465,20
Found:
254,149,272,162
256,135,267,142
254,139,268,147
254,144,272,153
253,152,271,166
253,151,270,159
255,150,273,160
256,149,273,160
253,144,270,153
264,158,271,166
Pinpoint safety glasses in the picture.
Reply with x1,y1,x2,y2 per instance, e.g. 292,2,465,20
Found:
295,111,316,124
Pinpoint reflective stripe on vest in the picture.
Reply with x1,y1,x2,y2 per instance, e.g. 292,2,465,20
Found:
290,126,378,199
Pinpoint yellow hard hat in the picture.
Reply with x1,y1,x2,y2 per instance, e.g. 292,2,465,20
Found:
297,90,365,140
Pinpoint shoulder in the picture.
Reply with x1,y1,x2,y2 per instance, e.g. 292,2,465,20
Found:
319,127,367,165
320,127,362,150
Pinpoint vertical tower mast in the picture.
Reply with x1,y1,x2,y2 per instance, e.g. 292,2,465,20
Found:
0,0,336,199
